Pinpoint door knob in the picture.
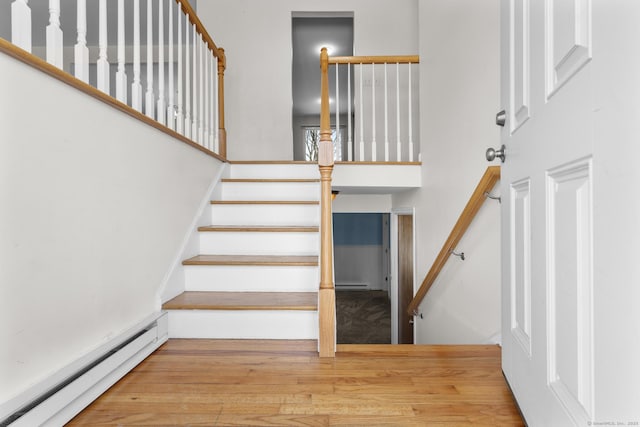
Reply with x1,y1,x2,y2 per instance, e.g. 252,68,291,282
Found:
496,109,506,127
486,144,506,163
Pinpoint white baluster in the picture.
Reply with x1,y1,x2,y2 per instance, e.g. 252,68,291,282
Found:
371,64,376,162
115,0,127,103
192,25,198,141
214,51,218,153
184,14,191,139
396,62,401,161
74,0,89,83
131,0,142,111
408,63,414,162
214,55,219,152
96,0,109,94
156,0,165,125
359,63,364,161
167,0,175,130
145,0,155,119
11,0,31,53
46,0,62,67
198,35,204,144
176,7,184,134
347,64,352,162
204,42,210,150
335,64,340,162
384,62,389,162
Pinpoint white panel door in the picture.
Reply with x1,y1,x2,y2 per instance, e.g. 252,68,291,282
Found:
499,1,640,425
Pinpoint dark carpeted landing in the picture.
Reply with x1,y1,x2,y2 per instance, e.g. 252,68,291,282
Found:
336,290,391,344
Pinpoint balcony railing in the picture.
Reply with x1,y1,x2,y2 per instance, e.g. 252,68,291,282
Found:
2,0,226,158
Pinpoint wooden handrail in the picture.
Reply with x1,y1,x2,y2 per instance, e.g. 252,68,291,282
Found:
175,1,226,154
176,0,220,56
406,166,501,315
329,55,419,65
318,48,336,357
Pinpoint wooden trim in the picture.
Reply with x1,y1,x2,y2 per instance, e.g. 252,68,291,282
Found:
221,178,320,183
197,225,318,232
228,160,318,165
329,55,419,65
162,291,318,311
406,166,501,315
211,200,319,205
334,161,422,166
182,255,318,266
0,39,226,163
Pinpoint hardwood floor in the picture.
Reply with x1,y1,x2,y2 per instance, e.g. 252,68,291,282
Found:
67,340,524,426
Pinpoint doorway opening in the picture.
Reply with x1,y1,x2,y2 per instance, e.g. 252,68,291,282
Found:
291,13,354,161
333,212,391,344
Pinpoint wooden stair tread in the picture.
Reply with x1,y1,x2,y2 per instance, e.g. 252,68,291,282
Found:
211,200,319,205
228,160,317,164
221,178,319,183
162,291,318,311
197,225,319,232
183,255,319,266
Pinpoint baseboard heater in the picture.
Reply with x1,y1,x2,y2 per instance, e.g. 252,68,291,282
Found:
336,282,369,289
1,312,168,427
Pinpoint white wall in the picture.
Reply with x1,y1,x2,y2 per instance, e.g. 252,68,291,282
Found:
0,53,223,403
335,246,386,290
198,0,418,160
392,0,501,344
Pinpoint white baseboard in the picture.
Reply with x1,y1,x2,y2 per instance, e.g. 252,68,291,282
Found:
1,312,168,426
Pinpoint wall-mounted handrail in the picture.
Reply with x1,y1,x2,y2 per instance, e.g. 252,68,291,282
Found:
406,166,501,315
318,47,336,358
320,54,420,162
2,0,226,159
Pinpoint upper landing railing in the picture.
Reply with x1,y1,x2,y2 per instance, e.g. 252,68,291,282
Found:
2,0,226,158
320,50,420,163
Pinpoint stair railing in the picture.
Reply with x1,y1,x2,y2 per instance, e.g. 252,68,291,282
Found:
320,52,420,162
318,47,336,357
2,0,226,158
406,166,501,315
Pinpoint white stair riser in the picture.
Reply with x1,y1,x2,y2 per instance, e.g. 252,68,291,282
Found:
185,265,319,292
221,182,319,201
211,204,319,226
167,310,318,339
230,164,319,179
199,232,319,255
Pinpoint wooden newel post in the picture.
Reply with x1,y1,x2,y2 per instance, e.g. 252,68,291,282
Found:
217,47,227,158
318,47,336,358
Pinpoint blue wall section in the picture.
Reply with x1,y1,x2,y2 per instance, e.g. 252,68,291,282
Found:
333,213,383,245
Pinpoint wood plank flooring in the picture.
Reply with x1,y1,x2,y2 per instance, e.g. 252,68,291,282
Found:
67,340,524,426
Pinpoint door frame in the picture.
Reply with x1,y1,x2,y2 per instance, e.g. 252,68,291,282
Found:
390,207,416,344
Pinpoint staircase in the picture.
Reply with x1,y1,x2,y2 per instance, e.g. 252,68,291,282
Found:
163,163,321,339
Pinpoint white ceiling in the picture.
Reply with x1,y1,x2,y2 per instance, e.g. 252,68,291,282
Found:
292,16,353,117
